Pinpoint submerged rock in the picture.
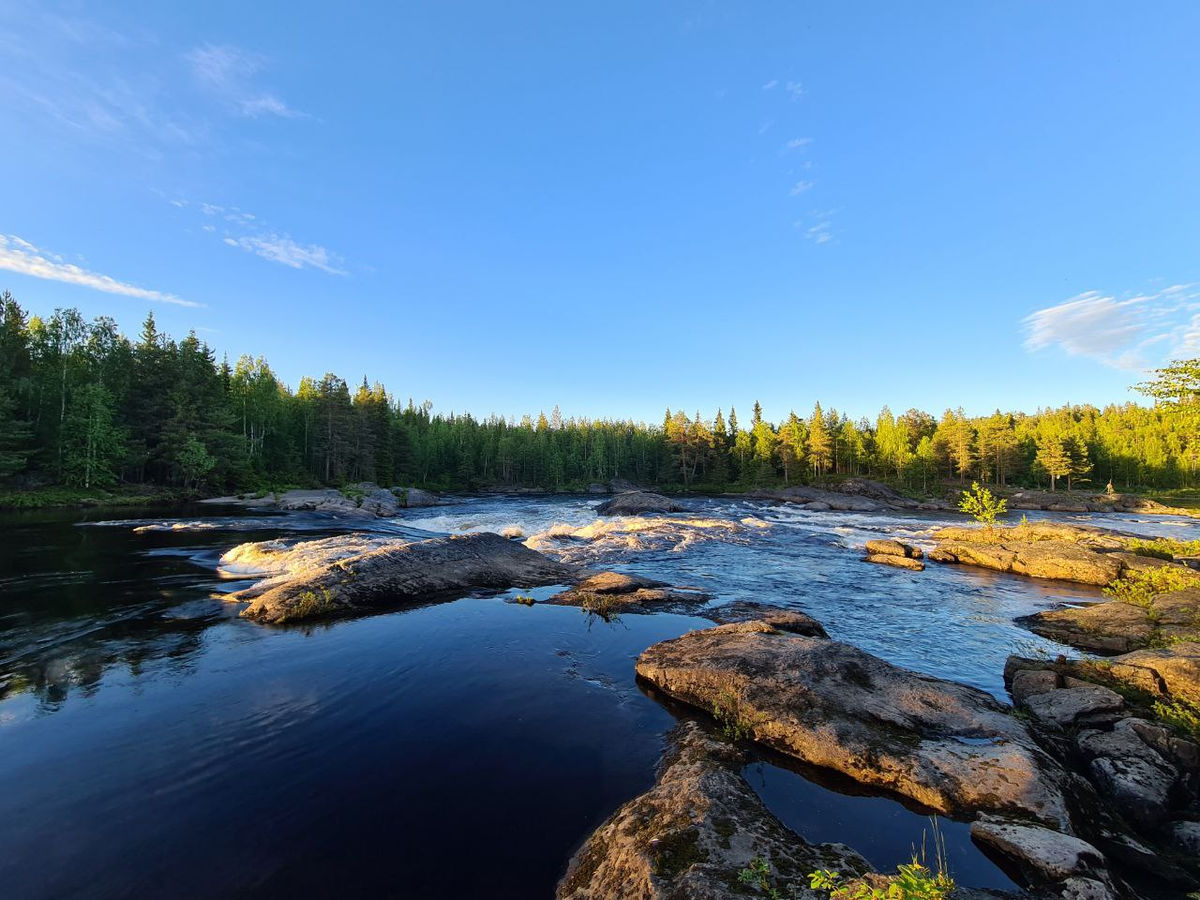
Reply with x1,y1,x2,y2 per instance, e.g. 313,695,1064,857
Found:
230,532,578,624
635,622,1074,829
556,721,871,900
546,571,710,615
596,491,685,516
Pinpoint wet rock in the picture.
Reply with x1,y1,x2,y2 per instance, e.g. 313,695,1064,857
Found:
864,553,925,571
970,815,1109,885
219,533,403,594
1020,592,1200,655
556,721,870,900
864,539,924,559
233,532,579,624
1023,685,1126,729
596,491,685,516
395,486,440,508
636,623,1074,828
699,602,829,638
1087,756,1176,831
546,572,709,614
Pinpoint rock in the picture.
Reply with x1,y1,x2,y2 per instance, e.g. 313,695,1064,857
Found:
970,815,1109,884
933,523,1131,552
596,491,685,516
556,721,871,900
863,553,925,571
801,501,831,511
1020,592,1200,655
864,539,923,559
746,486,882,512
1023,685,1126,728
1011,669,1060,705
1171,820,1200,854
233,532,579,624
1107,642,1200,704
934,540,1122,586
699,602,829,638
546,572,709,615
1087,756,1176,831
394,486,440,508
636,623,1074,828
586,483,607,494
218,533,403,593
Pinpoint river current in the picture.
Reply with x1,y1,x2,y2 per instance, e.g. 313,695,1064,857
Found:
2,495,1197,897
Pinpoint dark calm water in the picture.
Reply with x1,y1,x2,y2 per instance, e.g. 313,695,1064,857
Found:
2,497,1197,898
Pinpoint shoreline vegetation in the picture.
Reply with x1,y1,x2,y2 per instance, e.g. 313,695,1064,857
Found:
1,293,1198,509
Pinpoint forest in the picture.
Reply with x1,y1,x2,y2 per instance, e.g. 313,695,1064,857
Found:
1,291,1197,499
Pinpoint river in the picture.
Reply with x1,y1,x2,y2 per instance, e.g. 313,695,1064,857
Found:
2,495,1197,897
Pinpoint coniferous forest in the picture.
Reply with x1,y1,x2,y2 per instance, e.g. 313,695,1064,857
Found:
1,291,1197,500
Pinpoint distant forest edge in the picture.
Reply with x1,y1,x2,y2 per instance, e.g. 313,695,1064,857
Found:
1,292,1198,502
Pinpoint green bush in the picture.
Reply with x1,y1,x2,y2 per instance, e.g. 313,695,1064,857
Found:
958,482,1008,528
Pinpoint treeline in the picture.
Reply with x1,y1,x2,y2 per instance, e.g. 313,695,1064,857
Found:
0,293,1197,496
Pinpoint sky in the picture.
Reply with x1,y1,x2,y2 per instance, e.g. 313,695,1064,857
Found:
2,1,1199,425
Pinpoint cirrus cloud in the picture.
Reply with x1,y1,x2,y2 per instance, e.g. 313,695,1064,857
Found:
1023,284,1200,370
0,234,201,307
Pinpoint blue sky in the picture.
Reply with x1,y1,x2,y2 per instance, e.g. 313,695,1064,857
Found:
2,1,1198,424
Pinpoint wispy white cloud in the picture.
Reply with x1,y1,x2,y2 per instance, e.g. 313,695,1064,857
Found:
1023,284,1200,370
789,180,814,196
176,199,346,275
186,44,302,119
761,79,778,90
784,81,804,100
0,234,201,307
784,137,812,152
223,234,346,275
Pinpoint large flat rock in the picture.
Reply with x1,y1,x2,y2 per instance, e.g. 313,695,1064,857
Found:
635,622,1074,829
1020,590,1200,654
234,532,579,623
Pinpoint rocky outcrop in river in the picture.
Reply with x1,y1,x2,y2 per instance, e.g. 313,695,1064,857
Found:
226,532,579,623
930,522,1200,588
635,621,1076,829
1019,588,1200,654
556,721,872,900
203,483,441,517
596,491,685,516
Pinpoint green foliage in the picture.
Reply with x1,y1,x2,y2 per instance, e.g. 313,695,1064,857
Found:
809,859,954,900
1127,537,1200,560
711,683,765,742
738,856,786,899
1104,566,1197,612
958,481,1008,527
1153,696,1200,741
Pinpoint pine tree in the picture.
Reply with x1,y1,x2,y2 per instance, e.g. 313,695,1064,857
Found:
807,402,832,478
1035,434,1072,491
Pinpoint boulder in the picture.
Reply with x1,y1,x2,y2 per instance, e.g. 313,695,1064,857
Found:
596,491,685,516
556,721,871,900
1106,642,1200,705
234,532,579,624
970,815,1110,886
636,623,1074,828
698,602,829,638
864,539,923,559
863,553,925,571
1023,685,1126,729
1020,591,1200,655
